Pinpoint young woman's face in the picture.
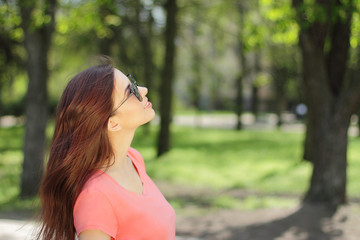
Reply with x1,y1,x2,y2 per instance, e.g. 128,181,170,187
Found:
110,68,155,129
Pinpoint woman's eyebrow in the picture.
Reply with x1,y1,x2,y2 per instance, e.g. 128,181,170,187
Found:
119,83,131,103
124,83,131,95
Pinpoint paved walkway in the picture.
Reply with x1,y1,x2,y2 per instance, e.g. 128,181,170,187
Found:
0,219,34,240
2,113,359,135
0,219,205,240
170,113,359,136
172,113,306,132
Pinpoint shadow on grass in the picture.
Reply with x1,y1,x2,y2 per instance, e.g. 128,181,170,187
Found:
180,204,341,240
225,204,338,240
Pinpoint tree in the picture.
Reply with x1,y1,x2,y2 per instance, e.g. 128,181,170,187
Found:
157,0,178,156
19,0,57,197
260,0,302,127
292,0,360,206
235,0,267,126
134,0,155,102
235,1,247,130
271,61,299,127
97,0,119,56
0,2,25,117
188,14,202,112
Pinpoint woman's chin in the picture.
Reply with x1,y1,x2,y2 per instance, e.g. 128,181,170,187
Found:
141,110,156,126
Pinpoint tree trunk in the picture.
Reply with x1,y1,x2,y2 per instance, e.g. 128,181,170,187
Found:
97,0,119,56
116,27,133,68
134,1,154,109
235,2,246,130
275,91,285,129
292,0,360,206
252,51,262,121
189,21,202,111
235,74,243,130
251,86,259,119
135,5,154,101
272,67,287,129
19,0,57,198
132,0,155,133
304,109,349,205
157,0,177,157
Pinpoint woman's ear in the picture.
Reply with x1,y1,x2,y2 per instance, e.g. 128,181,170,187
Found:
108,118,122,131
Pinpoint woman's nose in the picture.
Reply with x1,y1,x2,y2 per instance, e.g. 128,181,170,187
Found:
139,86,148,98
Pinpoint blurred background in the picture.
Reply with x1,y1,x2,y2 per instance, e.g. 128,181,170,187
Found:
1,0,360,239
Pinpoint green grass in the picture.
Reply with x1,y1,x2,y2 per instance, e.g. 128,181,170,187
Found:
347,138,360,196
134,125,360,198
134,126,311,194
1,123,360,211
0,126,24,207
212,195,299,210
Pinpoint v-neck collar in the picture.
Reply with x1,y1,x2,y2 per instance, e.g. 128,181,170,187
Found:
96,153,146,197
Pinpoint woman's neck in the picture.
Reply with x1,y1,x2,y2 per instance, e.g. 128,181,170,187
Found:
107,129,136,169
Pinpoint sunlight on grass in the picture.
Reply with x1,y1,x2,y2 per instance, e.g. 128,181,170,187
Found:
347,136,360,197
0,157,21,204
240,196,299,210
168,194,299,212
140,127,312,195
0,126,24,205
212,195,299,210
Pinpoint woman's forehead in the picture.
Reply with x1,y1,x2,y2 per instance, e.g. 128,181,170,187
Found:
114,68,130,91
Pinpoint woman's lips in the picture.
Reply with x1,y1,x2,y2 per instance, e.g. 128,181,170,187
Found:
145,101,152,109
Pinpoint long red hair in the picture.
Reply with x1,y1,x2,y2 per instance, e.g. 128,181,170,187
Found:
36,62,116,240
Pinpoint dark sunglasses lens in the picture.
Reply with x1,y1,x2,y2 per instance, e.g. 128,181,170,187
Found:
134,86,143,101
128,74,143,101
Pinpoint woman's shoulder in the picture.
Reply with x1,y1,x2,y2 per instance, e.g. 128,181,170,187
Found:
128,147,142,159
128,147,145,168
79,170,112,194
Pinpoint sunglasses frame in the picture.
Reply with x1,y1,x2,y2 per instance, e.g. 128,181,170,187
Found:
109,74,142,116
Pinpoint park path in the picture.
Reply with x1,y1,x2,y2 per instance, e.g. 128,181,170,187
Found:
2,202,360,240
0,219,33,240
0,112,306,132
2,112,358,135
0,218,205,240
169,113,358,136
167,113,305,132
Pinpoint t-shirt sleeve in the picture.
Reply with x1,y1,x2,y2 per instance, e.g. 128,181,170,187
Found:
73,189,118,239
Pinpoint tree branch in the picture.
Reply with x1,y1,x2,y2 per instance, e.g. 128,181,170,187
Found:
293,0,331,52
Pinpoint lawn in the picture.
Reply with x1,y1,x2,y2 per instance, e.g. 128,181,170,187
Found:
1,122,360,211
135,126,309,194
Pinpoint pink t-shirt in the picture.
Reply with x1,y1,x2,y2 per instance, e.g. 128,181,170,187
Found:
73,148,176,240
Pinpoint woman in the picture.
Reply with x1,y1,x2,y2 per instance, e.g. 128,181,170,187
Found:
37,59,176,240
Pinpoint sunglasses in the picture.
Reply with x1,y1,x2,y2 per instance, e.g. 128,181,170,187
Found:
109,74,143,116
